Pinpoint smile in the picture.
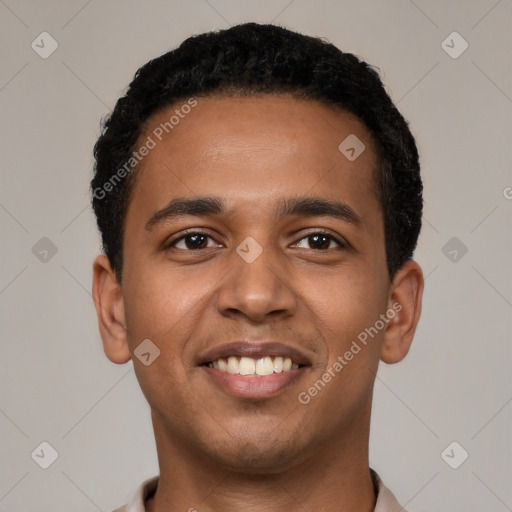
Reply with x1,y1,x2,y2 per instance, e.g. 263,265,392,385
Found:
206,356,300,376
198,341,310,399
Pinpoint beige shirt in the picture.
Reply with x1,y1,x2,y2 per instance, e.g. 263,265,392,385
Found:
113,469,407,512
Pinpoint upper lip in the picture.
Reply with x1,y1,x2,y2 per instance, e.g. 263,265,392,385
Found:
198,341,312,366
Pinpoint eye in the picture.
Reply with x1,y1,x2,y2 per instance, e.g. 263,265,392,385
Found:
292,231,346,250
166,231,222,251
164,230,347,252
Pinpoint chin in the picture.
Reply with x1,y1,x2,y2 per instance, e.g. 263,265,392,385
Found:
199,428,309,475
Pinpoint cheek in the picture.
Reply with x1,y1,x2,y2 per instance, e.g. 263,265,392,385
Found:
300,276,387,420
122,264,195,338
307,269,387,360
122,272,196,412
121,264,221,378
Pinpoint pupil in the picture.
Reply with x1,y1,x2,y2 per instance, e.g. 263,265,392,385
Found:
186,234,207,249
183,234,331,250
310,234,329,250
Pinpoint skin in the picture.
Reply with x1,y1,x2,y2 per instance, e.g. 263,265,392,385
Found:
92,95,423,512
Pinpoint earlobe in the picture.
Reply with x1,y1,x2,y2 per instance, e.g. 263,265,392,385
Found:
92,254,132,364
380,260,424,364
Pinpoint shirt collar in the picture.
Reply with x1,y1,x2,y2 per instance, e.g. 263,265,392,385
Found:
119,470,406,512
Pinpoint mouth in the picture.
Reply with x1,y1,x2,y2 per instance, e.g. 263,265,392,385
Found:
205,356,300,376
198,342,311,400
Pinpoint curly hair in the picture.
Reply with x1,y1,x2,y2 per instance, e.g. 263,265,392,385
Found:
91,22,422,281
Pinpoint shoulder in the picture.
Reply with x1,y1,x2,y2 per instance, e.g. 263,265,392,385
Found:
371,469,408,512
112,476,159,512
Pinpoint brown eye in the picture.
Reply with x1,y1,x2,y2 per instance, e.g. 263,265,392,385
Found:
293,232,345,250
167,232,221,251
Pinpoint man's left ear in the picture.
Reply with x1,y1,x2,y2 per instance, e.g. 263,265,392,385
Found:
381,260,424,364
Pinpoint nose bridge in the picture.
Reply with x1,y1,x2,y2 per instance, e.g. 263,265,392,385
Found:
216,234,296,321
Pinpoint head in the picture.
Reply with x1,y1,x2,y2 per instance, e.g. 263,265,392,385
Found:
91,23,423,473
92,22,422,282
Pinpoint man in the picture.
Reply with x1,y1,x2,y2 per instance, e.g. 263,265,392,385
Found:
91,22,424,512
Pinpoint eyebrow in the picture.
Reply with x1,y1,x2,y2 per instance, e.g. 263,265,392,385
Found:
145,195,364,231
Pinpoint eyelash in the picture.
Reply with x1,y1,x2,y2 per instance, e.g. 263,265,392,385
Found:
164,229,348,251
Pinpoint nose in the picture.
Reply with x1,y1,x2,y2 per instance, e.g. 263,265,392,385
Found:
215,238,297,323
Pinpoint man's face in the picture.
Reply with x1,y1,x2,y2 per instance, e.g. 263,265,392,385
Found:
120,95,391,471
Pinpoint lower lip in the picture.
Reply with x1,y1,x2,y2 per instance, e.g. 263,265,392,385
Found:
202,366,306,399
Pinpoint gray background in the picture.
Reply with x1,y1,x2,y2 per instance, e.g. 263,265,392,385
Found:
1,0,511,511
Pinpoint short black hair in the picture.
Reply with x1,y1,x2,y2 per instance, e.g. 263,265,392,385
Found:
91,22,422,281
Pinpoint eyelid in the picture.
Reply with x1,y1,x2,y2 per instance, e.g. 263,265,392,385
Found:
163,228,221,249
164,227,349,251
292,228,348,249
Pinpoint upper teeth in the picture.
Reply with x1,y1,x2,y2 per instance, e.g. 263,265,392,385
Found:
208,356,299,376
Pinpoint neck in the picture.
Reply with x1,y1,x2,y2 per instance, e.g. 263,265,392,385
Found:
146,412,376,512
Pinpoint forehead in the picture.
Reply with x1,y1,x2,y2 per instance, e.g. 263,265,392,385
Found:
127,95,381,229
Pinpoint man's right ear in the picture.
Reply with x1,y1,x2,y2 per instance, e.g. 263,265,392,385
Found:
92,254,131,364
